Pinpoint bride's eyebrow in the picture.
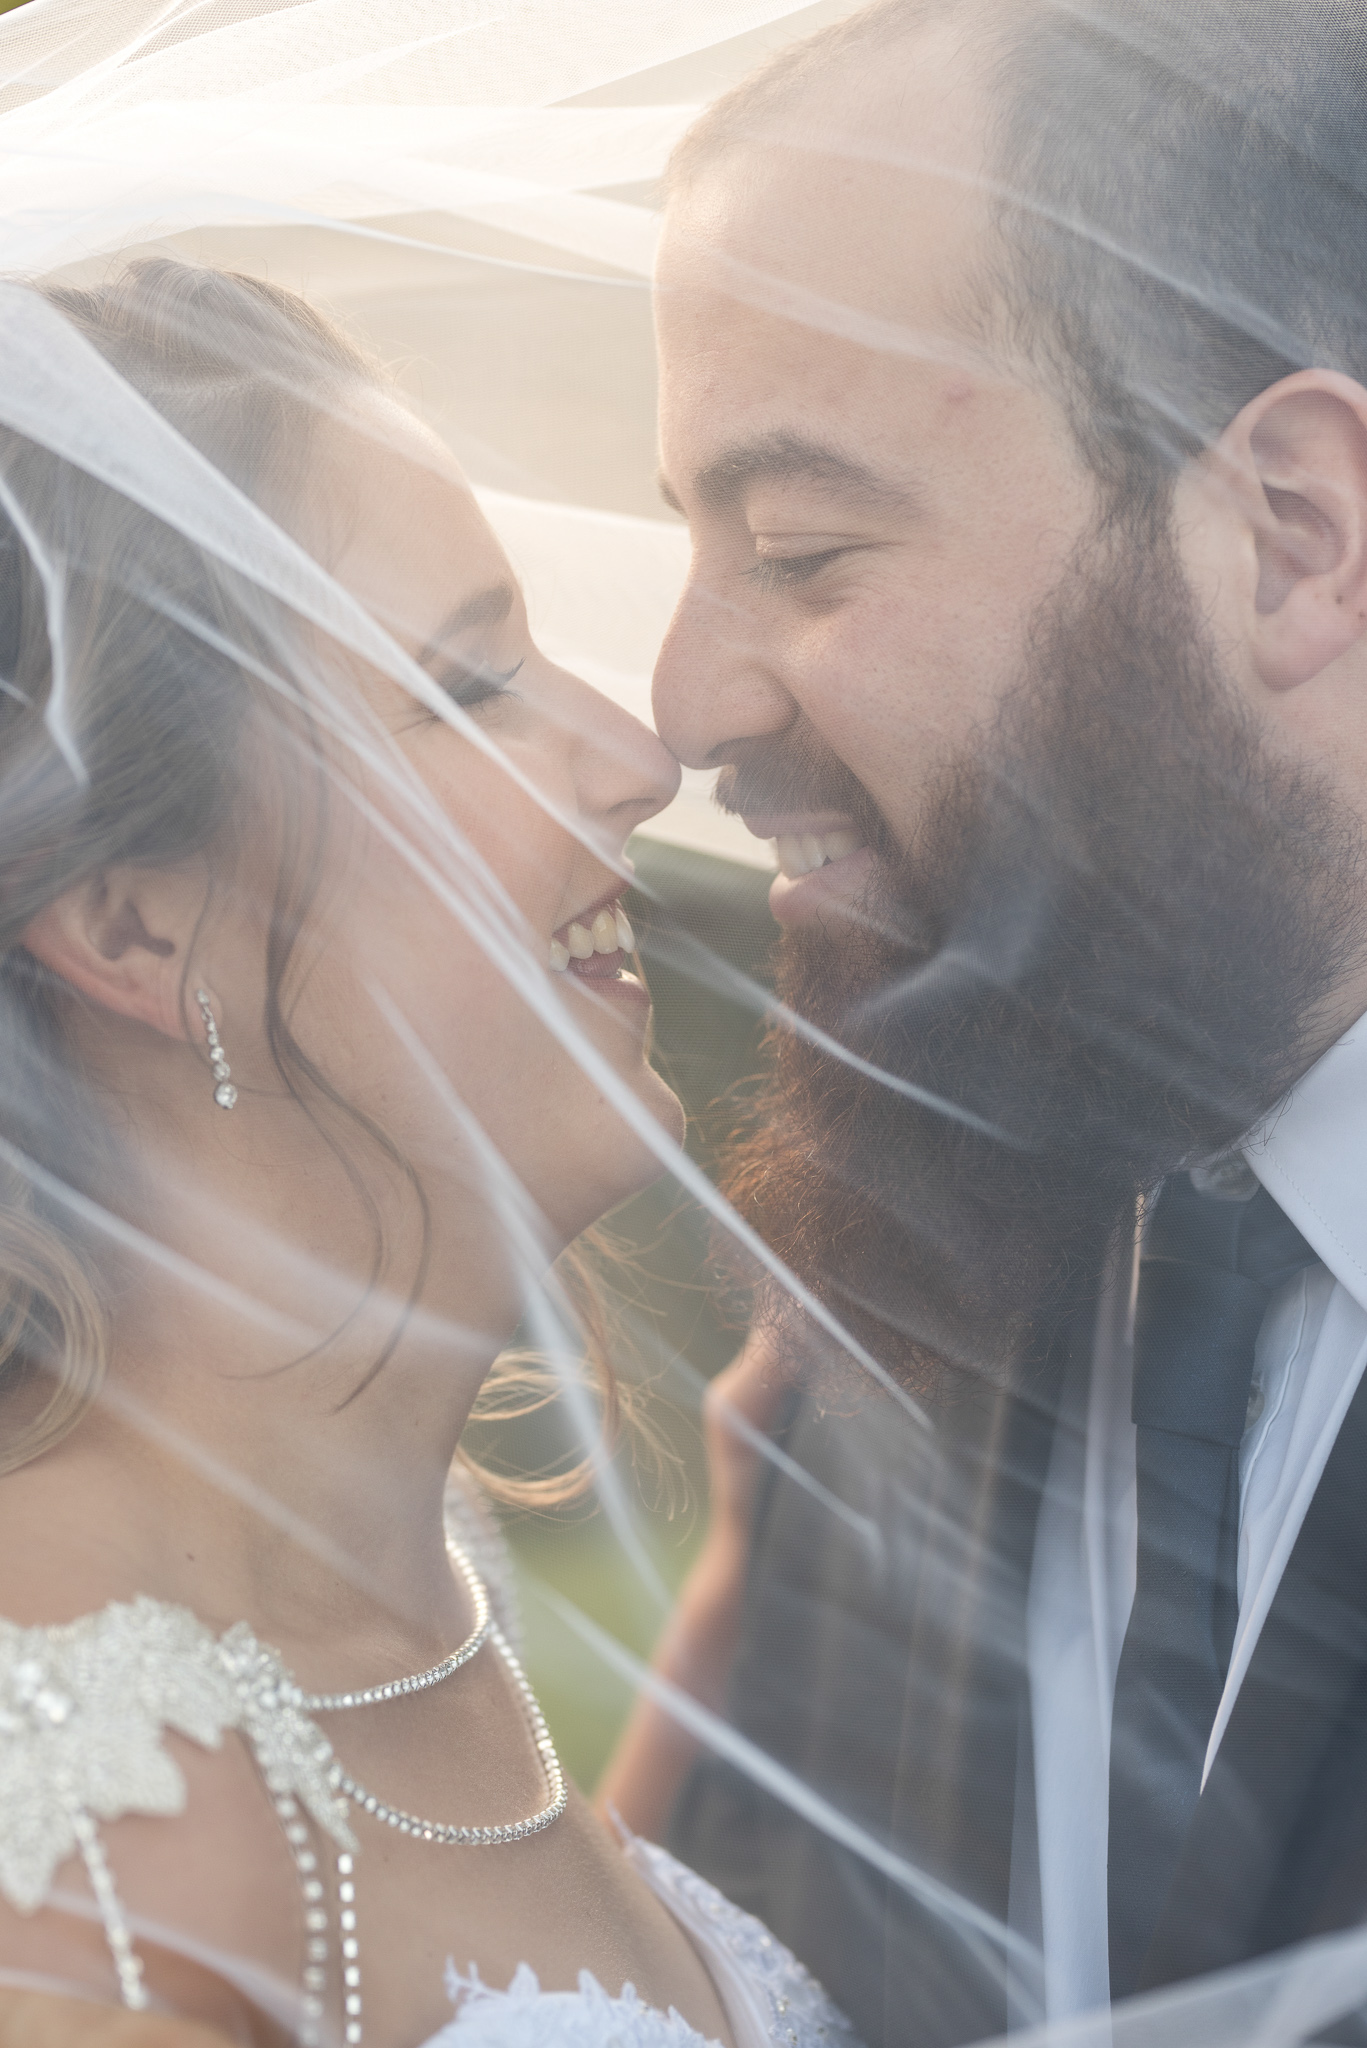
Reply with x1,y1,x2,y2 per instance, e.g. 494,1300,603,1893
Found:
414,581,516,667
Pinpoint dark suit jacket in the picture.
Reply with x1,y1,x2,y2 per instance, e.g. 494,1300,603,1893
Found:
669,1351,1367,2048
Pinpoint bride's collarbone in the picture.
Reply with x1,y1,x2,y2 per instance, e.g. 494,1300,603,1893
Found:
2,1635,736,2048
283,1655,735,2045
352,1784,736,2047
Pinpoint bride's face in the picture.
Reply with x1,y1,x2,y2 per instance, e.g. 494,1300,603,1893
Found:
261,392,684,1250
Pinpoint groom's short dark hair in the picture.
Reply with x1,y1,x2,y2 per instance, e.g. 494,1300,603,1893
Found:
669,0,1367,506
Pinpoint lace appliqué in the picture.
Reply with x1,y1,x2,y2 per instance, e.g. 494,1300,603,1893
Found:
435,1962,722,2047
0,1596,353,2005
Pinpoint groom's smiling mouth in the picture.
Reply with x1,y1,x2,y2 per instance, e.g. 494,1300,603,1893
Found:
740,811,874,927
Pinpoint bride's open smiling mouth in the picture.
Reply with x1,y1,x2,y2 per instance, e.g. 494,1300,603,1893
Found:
547,888,649,1007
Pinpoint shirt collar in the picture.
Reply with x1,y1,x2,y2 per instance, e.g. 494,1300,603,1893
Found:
1243,1014,1367,1313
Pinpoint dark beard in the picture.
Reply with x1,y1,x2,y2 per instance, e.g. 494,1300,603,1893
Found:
720,524,1364,1400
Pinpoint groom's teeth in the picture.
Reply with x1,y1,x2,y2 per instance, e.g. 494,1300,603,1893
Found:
591,908,620,954
615,906,636,953
772,828,867,879
566,921,594,959
548,938,570,972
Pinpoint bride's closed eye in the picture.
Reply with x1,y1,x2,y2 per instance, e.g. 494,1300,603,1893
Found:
424,656,526,717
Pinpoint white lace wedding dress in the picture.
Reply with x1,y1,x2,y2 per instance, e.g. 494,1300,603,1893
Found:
0,1481,858,2048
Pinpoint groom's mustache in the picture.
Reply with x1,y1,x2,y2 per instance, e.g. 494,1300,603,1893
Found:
712,725,890,854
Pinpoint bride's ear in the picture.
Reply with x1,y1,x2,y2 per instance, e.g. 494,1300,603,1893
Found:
20,864,206,1042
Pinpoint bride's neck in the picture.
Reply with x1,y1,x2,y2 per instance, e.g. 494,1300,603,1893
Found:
0,1093,538,1647
0,1257,511,1658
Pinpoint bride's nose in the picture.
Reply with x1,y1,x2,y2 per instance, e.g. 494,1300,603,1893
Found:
560,668,682,844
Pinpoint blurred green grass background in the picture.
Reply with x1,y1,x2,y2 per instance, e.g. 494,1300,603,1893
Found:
469,839,778,1792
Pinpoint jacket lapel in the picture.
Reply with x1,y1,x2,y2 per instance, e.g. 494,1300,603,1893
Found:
880,1343,1065,2046
1139,1355,1367,1991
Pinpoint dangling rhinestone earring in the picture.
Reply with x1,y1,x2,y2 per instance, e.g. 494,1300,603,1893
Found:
195,989,238,1110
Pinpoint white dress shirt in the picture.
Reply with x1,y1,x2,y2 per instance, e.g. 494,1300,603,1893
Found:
1025,1016,1367,2021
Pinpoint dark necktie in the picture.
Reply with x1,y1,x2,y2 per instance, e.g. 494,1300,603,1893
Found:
1107,1168,1320,1997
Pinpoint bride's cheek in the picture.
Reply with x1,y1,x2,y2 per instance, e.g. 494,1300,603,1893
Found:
473,799,578,929
429,752,556,892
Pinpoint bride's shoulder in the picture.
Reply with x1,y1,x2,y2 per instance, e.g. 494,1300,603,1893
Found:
422,1835,862,2048
0,1593,324,2022
622,1837,862,2048
0,1597,239,1915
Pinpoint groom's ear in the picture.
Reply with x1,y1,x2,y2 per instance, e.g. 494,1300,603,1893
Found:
1204,370,1367,693
21,864,203,1041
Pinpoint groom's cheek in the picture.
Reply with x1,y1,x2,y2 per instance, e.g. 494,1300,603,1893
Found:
779,588,978,846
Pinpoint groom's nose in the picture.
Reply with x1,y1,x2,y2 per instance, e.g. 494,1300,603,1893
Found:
652,568,796,771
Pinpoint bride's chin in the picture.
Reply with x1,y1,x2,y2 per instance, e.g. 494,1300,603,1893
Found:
606,1064,686,1192
554,1069,685,1237
638,1065,686,1154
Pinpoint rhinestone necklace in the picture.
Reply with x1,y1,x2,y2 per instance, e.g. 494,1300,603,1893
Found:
303,1534,567,1845
291,1536,492,1713
324,1616,568,1845
276,1532,566,2048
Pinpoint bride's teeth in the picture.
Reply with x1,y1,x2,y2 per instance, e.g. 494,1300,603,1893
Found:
614,906,635,953
549,938,570,973
800,832,824,871
566,921,594,959
591,908,620,954
822,828,861,861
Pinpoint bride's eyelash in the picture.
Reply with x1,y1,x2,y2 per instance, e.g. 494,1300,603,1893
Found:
746,548,847,593
435,657,525,711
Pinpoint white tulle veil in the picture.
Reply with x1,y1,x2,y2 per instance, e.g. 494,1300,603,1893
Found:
1,3,1365,2044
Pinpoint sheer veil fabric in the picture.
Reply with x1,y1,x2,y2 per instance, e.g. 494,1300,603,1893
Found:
2,3,1367,2047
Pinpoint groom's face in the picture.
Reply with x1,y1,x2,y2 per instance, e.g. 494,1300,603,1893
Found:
652,33,1104,925
652,24,1367,1386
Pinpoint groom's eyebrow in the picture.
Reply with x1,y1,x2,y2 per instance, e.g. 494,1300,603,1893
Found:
659,433,922,516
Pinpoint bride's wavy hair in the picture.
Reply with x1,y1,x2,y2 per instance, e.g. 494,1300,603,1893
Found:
0,256,627,1499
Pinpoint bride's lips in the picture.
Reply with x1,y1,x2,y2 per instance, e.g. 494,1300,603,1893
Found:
741,813,875,928
547,888,649,1007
